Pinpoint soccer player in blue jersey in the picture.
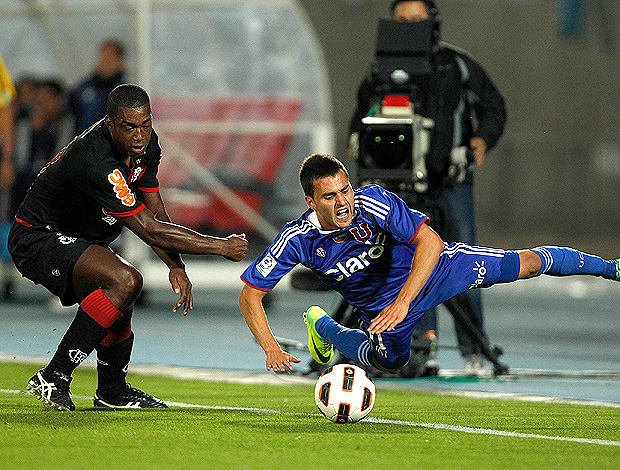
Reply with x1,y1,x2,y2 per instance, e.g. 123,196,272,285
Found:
239,154,620,374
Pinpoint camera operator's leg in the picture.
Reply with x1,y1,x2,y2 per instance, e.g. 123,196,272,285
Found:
408,307,439,377
441,184,491,376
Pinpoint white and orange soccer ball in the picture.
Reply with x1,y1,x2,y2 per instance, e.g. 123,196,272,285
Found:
314,364,375,423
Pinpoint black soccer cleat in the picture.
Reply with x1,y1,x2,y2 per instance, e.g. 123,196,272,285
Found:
93,383,168,409
27,368,76,411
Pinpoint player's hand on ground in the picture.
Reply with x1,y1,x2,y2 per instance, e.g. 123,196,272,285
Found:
265,349,301,373
222,233,249,261
368,301,408,335
169,267,193,315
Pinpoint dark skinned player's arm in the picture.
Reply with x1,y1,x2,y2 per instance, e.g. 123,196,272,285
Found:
121,196,248,262
137,191,186,269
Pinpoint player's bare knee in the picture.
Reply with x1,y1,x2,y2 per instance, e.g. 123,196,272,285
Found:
112,266,143,305
518,250,542,279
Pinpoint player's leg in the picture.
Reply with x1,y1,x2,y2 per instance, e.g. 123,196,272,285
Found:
305,305,415,373
72,246,166,408
44,244,142,379
304,306,373,368
518,246,618,280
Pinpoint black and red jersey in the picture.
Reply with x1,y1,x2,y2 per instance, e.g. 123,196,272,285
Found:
15,120,162,245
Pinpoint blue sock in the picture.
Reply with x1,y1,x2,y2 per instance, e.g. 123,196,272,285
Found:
315,316,372,367
531,246,616,279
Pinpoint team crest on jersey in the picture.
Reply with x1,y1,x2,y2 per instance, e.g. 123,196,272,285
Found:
257,253,277,277
349,222,372,243
129,165,146,184
101,208,118,226
316,247,326,257
108,169,136,206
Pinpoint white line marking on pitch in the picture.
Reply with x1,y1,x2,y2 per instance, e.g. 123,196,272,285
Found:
166,400,620,447
8,389,615,447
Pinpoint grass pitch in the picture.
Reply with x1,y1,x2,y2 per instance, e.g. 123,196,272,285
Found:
1,362,618,470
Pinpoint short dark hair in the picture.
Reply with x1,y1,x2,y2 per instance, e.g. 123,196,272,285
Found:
106,84,150,119
100,39,126,58
36,78,64,96
299,154,349,197
390,0,431,14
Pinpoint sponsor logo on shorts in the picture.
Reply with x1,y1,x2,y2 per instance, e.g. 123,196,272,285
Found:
69,349,88,365
57,234,77,245
469,260,487,289
316,247,326,257
256,253,277,277
108,169,136,206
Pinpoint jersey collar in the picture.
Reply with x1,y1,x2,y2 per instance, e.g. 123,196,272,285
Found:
307,209,359,235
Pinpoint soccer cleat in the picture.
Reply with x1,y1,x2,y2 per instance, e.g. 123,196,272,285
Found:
615,259,620,281
93,383,168,409
464,353,492,378
303,306,334,365
27,369,75,411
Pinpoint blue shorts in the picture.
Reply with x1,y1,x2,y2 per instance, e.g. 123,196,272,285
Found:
358,242,520,370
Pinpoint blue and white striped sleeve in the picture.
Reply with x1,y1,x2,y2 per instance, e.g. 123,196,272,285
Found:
240,223,306,291
355,185,429,242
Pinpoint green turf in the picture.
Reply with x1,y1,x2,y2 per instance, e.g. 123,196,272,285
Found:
1,362,618,470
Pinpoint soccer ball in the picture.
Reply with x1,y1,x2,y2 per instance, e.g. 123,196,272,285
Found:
314,364,375,423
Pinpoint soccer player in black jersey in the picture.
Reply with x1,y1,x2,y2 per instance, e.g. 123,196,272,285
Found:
8,84,248,410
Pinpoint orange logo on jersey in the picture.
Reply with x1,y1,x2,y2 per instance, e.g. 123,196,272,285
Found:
108,169,136,206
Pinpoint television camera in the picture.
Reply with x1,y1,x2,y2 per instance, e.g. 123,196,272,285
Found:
350,18,471,200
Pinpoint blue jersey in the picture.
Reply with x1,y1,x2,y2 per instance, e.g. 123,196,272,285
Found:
241,184,429,315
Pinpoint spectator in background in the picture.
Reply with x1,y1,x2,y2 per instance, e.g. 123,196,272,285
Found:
0,54,17,300
69,39,127,134
11,79,74,217
0,54,16,196
13,75,38,122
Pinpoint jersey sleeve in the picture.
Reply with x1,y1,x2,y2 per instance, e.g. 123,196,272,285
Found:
240,224,305,291
358,185,429,242
77,155,145,218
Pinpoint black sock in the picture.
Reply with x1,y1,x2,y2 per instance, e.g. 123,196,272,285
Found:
95,333,134,390
46,308,109,377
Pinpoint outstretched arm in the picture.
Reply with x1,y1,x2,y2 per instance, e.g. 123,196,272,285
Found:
368,223,444,334
239,283,301,372
121,203,248,261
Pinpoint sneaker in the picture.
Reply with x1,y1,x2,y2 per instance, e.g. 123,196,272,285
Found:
422,331,440,376
27,369,75,411
464,353,492,378
303,306,334,365
93,383,168,409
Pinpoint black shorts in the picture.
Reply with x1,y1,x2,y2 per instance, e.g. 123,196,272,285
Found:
8,222,94,306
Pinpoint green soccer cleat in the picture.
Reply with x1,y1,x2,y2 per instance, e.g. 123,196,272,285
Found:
303,306,334,365
615,259,620,281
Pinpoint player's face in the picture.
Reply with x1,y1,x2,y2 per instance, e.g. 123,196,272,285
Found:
306,170,355,231
106,104,152,162
393,1,429,22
